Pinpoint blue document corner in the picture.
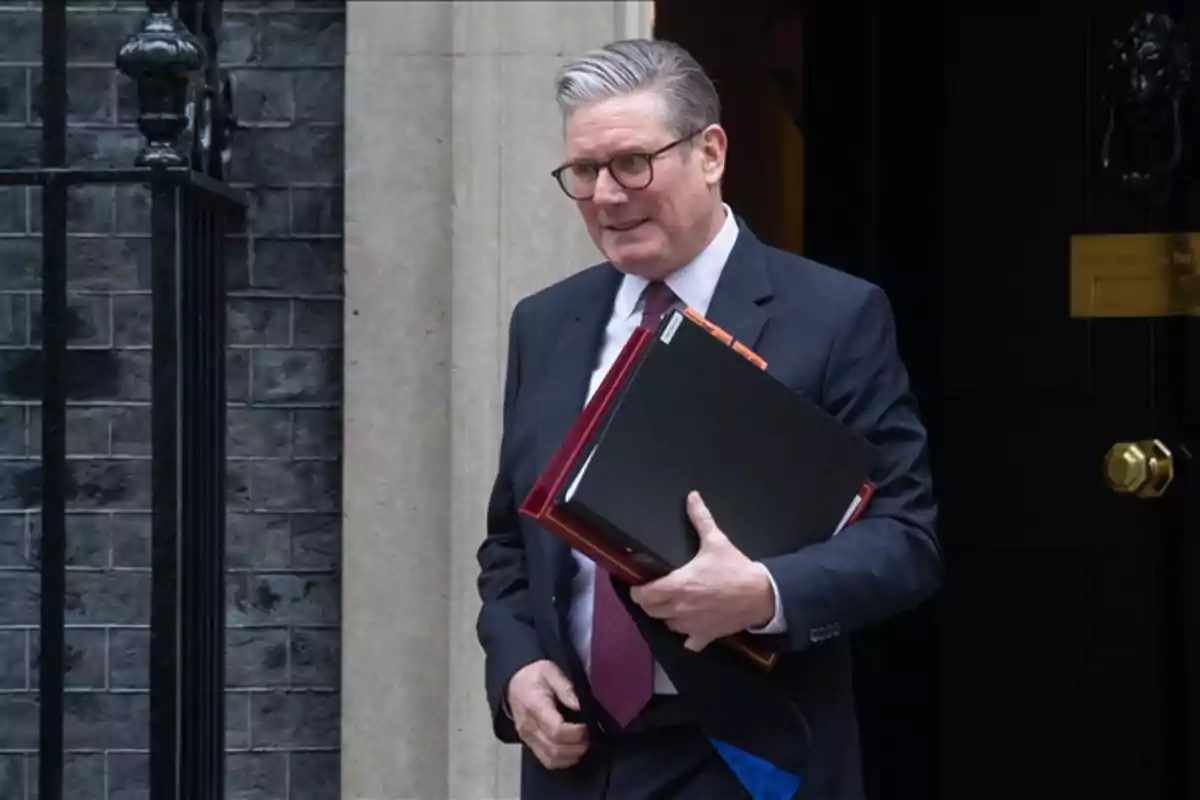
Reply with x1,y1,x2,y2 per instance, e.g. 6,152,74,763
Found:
711,738,803,800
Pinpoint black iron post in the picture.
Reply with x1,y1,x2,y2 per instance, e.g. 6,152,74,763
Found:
117,6,205,797
37,1,67,797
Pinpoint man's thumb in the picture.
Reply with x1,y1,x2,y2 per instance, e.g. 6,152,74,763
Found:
687,491,724,544
543,665,580,711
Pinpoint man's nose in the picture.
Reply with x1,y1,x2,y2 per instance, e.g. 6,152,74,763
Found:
591,168,628,205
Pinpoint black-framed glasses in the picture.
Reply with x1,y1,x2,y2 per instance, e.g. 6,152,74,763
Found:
551,130,701,200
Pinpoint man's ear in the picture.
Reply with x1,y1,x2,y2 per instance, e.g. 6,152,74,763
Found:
698,124,727,187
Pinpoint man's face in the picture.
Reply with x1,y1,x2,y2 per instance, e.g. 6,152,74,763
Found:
562,90,726,278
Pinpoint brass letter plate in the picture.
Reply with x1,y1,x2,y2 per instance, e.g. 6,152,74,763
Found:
1069,233,1200,317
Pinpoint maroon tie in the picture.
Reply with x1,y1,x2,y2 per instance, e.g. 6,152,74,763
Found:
637,280,676,331
590,281,675,728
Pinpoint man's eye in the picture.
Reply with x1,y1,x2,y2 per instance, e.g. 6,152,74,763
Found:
570,164,599,179
611,154,650,175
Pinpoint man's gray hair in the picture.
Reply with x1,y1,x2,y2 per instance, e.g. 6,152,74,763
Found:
554,39,720,136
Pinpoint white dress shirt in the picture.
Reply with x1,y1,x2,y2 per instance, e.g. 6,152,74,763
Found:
567,205,787,695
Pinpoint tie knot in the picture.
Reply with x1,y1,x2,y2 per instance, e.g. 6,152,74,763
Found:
639,281,676,330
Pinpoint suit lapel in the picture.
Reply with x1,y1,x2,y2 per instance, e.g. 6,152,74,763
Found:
703,220,774,353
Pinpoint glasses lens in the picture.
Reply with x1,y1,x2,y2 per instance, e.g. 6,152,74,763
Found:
558,164,597,198
609,153,652,189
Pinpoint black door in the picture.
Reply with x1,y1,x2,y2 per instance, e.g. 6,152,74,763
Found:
798,3,1198,798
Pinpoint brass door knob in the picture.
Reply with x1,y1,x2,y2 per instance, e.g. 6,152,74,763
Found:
1103,439,1175,498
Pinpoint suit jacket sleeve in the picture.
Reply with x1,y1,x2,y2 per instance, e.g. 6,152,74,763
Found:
760,284,942,653
475,301,546,742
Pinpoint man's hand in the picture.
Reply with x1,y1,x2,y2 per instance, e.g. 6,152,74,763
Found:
506,660,589,769
631,491,777,651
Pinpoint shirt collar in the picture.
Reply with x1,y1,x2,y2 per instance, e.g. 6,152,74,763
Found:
613,204,739,320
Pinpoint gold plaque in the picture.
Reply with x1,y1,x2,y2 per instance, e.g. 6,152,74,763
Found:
1069,233,1200,317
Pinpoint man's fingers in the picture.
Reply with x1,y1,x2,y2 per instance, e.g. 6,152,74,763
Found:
511,666,590,770
636,577,696,619
530,696,587,746
525,715,587,770
521,684,560,721
635,594,675,618
532,739,588,770
529,723,589,769
545,720,588,745
542,667,579,711
629,580,657,606
515,691,563,752
515,697,554,739
532,723,584,751
631,571,685,609
536,705,587,747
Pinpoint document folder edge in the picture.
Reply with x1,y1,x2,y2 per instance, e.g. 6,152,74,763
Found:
518,325,655,580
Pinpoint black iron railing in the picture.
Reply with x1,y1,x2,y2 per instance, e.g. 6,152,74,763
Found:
0,1,245,797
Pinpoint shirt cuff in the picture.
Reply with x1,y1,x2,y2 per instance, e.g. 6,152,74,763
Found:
747,563,788,634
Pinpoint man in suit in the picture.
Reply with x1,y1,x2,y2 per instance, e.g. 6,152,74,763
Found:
475,38,942,799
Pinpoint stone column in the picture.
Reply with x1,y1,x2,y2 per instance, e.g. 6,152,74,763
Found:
343,3,454,799
343,2,652,798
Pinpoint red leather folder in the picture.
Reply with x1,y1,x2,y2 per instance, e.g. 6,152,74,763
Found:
519,308,875,671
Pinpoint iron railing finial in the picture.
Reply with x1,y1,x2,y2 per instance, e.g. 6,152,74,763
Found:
116,1,207,167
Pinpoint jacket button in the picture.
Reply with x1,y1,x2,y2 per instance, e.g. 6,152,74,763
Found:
809,624,840,643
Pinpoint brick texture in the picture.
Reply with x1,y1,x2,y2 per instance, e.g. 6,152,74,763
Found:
0,1,344,797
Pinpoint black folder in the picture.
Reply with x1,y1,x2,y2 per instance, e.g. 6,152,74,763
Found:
555,307,878,576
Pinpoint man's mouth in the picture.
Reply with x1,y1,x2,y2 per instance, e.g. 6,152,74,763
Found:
604,218,649,233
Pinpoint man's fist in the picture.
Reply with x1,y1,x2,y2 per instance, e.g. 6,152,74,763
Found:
507,660,589,769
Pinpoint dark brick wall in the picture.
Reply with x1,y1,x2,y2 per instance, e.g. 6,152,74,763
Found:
0,2,344,798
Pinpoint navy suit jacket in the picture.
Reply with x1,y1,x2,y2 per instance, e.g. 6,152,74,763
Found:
475,221,942,799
